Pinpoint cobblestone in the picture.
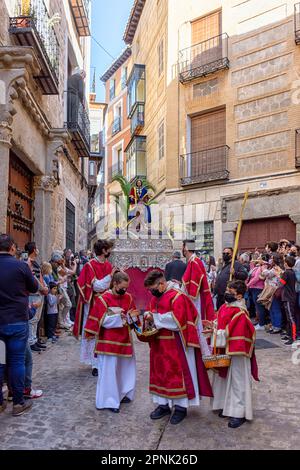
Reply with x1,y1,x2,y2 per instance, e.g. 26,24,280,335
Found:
0,331,300,450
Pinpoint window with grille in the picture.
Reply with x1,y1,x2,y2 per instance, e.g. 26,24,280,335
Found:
158,120,165,160
66,199,75,253
158,38,164,77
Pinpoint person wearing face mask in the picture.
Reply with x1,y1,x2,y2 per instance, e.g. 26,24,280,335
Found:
181,240,215,357
214,247,248,311
142,271,213,425
211,280,258,429
73,239,115,377
84,272,138,413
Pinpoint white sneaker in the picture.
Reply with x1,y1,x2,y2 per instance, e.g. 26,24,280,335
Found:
255,324,265,331
24,388,43,399
291,340,300,350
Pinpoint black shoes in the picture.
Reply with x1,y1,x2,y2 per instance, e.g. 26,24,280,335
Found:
30,344,42,352
150,405,186,424
121,397,131,404
218,410,227,418
36,342,47,349
150,405,171,420
170,406,187,425
108,408,120,413
92,368,98,377
284,338,293,345
228,417,246,428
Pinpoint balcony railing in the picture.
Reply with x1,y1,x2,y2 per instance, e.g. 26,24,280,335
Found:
112,116,122,136
9,0,59,94
69,0,91,36
65,90,90,157
178,33,229,83
179,145,230,186
130,103,145,135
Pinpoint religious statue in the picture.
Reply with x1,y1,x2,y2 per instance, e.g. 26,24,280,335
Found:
128,179,152,228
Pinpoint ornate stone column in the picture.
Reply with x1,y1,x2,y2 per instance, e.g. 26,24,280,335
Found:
33,176,58,260
0,119,12,233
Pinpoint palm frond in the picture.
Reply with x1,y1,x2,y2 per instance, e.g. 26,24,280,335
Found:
111,175,131,197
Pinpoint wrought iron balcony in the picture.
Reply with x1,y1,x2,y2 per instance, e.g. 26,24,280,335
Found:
69,0,91,36
179,145,230,186
130,103,144,135
295,129,300,167
65,90,90,158
112,116,122,135
178,33,229,84
9,0,59,95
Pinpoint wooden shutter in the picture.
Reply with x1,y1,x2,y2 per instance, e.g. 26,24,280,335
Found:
192,10,221,45
191,108,226,153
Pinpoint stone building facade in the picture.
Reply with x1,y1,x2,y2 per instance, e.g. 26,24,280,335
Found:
100,47,132,237
121,0,300,256
0,0,91,257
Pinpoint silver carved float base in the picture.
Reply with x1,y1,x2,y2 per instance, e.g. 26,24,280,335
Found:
110,238,174,272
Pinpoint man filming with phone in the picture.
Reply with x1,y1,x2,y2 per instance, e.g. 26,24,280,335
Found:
25,242,49,353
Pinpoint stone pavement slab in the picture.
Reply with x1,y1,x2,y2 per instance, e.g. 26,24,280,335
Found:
0,331,300,450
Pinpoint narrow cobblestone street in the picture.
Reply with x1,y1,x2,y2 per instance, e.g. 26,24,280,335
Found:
1,332,300,450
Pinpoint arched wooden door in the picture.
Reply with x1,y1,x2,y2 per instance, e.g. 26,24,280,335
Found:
6,151,34,250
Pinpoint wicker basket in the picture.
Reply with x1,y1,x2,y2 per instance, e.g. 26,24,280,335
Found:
203,354,231,369
136,327,159,338
203,328,231,369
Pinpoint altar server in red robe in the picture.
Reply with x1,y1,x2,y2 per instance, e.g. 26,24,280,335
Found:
182,240,215,356
211,280,259,428
73,240,114,375
142,271,213,425
84,272,138,413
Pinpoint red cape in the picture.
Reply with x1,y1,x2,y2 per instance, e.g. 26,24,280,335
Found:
139,288,213,399
182,255,215,321
85,291,136,357
73,259,112,339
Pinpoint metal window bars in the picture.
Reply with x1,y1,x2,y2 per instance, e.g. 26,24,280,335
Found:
12,0,59,83
178,33,229,83
179,145,230,185
66,89,90,157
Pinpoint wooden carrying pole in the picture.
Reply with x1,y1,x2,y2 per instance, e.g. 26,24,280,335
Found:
229,188,249,281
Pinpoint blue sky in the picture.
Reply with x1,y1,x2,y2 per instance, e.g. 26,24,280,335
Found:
90,0,133,101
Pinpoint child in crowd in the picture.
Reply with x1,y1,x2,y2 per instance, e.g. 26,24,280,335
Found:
46,282,60,343
42,262,54,287
280,256,299,347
